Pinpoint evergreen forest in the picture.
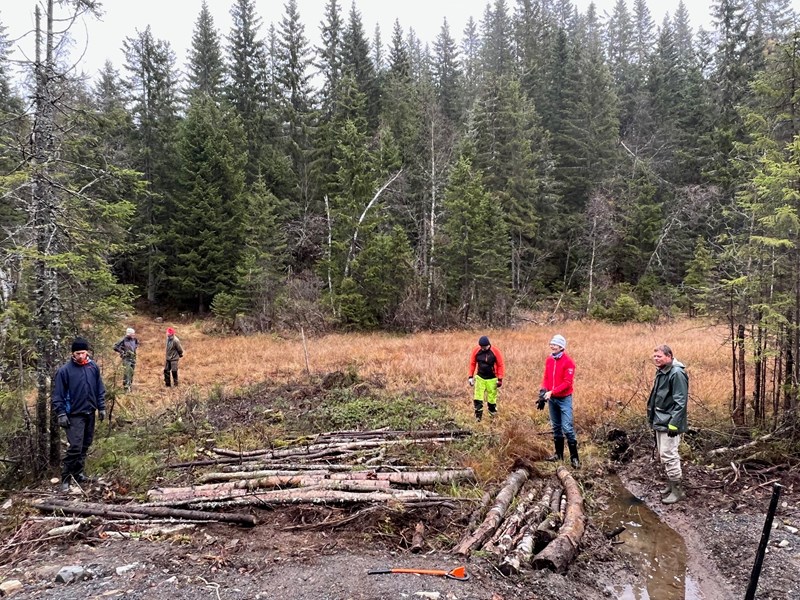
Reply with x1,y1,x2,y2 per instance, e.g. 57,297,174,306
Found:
1,0,800,469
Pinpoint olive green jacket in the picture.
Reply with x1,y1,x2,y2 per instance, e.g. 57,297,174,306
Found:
166,335,184,362
647,359,688,433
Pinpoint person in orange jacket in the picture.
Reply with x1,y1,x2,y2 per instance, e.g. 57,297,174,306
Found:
538,334,579,467
468,336,505,421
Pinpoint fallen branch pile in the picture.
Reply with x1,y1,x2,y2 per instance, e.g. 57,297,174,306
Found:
454,464,586,575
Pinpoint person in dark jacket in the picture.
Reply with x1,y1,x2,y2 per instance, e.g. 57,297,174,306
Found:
51,337,106,492
538,334,579,468
647,344,689,504
468,336,505,421
164,327,184,387
113,327,139,392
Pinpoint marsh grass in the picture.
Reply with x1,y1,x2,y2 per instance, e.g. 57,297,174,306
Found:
83,317,731,489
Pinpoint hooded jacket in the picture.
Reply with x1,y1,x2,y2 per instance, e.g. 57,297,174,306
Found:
647,359,688,433
51,358,106,416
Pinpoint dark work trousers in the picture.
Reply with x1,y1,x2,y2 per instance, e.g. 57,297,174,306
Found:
164,359,179,386
62,412,96,481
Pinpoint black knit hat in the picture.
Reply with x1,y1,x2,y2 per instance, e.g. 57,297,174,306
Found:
71,337,90,352
478,336,490,346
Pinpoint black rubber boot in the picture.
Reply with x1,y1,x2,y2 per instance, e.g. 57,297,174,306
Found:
164,371,171,387
546,438,564,462
172,371,178,386
473,400,483,421
568,440,580,468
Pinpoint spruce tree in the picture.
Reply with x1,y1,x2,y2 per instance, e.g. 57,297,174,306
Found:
440,156,510,323
171,95,248,312
432,18,463,123
122,27,182,303
186,1,225,98
316,0,343,117
342,2,379,129
275,0,316,211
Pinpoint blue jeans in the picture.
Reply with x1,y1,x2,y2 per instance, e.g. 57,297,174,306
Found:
548,395,576,443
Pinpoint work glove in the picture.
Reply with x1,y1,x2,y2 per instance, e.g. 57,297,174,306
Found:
536,389,547,410
98,410,106,422
57,414,70,429
497,379,503,388
468,377,474,387
667,424,679,438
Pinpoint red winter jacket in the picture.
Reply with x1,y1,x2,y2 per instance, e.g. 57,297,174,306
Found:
540,352,575,397
469,346,505,380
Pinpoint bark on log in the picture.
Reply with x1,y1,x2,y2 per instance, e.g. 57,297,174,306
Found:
489,483,543,556
453,467,530,556
212,436,466,460
410,522,425,553
532,466,586,573
316,429,471,442
165,488,443,509
218,462,467,474
148,478,393,504
550,486,563,516
32,499,257,527
499,485,555,575
198,468,475,486
467,489,494,530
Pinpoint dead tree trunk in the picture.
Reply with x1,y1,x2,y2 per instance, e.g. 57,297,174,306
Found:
453,466,530,556
31,1,62,475
532,467,586,573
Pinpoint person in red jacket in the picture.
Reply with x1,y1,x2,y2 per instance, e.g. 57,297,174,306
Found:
538,334,579,467
468,336,505,421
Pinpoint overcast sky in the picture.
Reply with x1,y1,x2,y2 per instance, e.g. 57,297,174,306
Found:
3,0,793,81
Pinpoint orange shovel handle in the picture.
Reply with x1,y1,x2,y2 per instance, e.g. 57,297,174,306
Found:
390,568,448,576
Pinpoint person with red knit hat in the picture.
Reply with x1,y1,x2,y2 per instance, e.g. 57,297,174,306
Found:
164,327,184,387
468,336,505,421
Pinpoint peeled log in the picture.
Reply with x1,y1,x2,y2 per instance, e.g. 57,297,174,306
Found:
532,466,586,573
453,467,530,556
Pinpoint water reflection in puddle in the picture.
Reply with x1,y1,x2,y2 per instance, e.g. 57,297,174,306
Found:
601,476,701,600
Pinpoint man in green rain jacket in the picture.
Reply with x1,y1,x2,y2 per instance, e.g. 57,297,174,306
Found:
647,344,688,504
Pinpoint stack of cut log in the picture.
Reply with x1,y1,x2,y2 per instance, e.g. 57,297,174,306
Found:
30,429,473,527
454,465,586,574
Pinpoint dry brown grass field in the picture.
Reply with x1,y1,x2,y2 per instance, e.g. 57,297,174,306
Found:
101,316,732,436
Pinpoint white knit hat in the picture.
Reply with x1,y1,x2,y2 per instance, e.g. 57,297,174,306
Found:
126,327,135,335
549,334,566,349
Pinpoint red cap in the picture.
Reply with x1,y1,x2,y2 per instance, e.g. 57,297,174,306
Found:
167,327,175,335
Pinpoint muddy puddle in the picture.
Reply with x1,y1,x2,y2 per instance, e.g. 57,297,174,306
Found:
600,476,701,600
